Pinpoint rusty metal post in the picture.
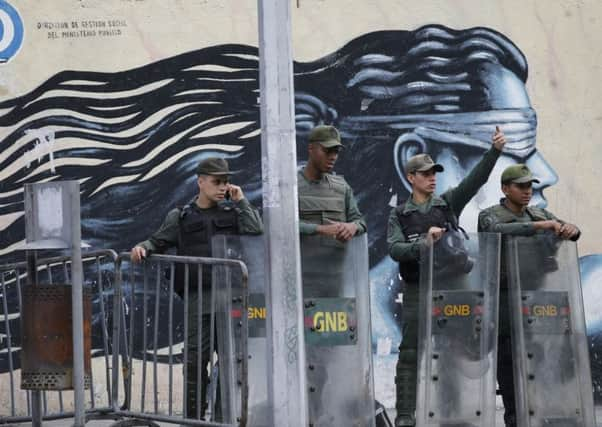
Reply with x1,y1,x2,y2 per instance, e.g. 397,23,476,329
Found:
21,181,89,426
21,285,92,391
25,250,43,427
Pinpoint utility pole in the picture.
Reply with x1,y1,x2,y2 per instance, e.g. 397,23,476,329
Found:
257,1,308,426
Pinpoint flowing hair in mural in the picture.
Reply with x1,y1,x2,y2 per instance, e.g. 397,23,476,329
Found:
0,25,541,259
0,44,263,256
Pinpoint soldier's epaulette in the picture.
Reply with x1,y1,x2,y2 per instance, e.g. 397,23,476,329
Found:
218,200,236,212
394,200,408,216
326,173,346,184
483,204,505,215
483,204,516,222
431,195,449,207
177,203,193,219
325,173,347,193
525,206,550,221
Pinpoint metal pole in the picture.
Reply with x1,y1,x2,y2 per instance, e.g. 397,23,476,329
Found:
26,250,43,427
69,182,86,427
257,1,308,426
111,259,122,411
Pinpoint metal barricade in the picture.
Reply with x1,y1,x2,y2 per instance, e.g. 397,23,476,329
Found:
506,235,596,427
416,232,500,426
300,234,375,427
110,253,249,427
211,235,267,427
0,249,119,424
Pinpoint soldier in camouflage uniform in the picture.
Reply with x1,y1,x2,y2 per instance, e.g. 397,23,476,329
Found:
387,127,506,426
297,125,368,425
131,157,263,420
478,164,579,427
298,125,366,239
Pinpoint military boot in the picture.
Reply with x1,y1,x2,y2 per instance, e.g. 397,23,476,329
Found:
394,367,416,426
503,413,517,427
394,413,415,426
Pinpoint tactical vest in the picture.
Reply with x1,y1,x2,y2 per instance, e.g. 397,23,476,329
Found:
483,203,550,225
395,198,457,283
484,202,551,289
175,202,239,295
298,172,347,225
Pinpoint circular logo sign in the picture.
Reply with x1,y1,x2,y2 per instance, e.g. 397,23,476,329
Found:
0,1,24,63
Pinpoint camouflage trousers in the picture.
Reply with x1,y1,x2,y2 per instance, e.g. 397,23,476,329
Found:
498,290,517,427
395,287,516,427
395,285,418,426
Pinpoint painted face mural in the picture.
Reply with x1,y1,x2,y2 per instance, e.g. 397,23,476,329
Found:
1,24,598,398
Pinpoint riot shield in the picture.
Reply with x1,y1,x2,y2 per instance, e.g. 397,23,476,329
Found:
506,235,596,427
416,232,501,426
301,233,375,427
212,235,269,427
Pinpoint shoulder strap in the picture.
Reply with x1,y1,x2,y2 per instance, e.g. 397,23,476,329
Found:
486,204,517,223
178,203,192,220
436,194,460,231
395,200,408,222
525,206,550,221
325,173,347,188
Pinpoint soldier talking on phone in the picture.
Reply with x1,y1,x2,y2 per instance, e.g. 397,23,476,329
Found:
130,157,262,419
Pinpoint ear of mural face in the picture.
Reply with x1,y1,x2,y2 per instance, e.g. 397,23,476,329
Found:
394,133,428,195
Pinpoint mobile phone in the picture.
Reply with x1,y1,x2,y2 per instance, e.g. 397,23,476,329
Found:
225,190,231,200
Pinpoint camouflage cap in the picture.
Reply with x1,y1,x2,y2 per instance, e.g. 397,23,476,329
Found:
405,154,444,174
501,164,540,184
308,125,343,148
196,157,235,176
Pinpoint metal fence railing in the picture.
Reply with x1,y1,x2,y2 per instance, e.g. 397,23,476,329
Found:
0,250,119,425
110,253,249,427
0,251,249,427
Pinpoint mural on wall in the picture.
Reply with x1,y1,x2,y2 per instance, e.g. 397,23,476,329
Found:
1,24,600,398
